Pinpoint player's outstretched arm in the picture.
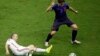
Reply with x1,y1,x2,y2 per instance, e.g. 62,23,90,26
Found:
69,6,78,14
46,0,55,12
5,44,10,56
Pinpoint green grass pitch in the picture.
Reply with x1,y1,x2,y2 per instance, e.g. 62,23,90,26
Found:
0,0,100,56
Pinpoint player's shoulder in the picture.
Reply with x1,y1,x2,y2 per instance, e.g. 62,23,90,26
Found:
53,3,59,7
7,38,14,43
6,39,11,44
6,38,10,42
52,3,58,9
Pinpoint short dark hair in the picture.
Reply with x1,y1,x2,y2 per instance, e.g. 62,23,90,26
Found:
58,0,65,3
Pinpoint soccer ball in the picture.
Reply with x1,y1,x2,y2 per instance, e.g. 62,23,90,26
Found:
69,53,76,56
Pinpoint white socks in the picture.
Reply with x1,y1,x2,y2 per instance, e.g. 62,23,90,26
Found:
35,48,46,52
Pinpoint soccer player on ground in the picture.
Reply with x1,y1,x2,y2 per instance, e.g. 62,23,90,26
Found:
5,33,53,56
45,0,81,46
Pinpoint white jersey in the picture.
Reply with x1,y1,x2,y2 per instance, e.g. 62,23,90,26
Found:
6,39,30,55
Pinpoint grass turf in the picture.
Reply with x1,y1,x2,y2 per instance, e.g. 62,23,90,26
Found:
0,0,100,56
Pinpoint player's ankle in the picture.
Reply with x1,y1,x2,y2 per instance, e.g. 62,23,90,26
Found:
45,42,49,47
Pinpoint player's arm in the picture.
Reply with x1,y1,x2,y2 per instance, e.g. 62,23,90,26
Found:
46,0,55,12
69,6,78,14
5,44,10,56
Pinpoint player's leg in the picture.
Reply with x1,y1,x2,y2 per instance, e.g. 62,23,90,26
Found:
35,45,53,53
26,45,35,56
65,19,81,44
45,21,61,46
10,44,50,56
45,30,57,46
71,24,81,44
26,51,33,56
14,45,34,56
15,45,34,56
28,45,53,53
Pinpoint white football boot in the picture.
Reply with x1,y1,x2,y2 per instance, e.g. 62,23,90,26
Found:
71,40,81,44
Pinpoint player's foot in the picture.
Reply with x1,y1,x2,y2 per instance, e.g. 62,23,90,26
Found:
71,40,81,44
46,45,53,53
45,42,49,47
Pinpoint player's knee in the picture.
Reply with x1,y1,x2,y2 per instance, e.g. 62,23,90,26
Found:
73,26,78,30
50,31,56,35
71,24,78,30
29,45,35,48
28,45,35,50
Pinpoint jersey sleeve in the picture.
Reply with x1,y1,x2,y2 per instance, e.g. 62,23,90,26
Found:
52,4,57,10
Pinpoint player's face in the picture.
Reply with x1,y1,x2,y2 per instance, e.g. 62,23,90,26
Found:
12,34,18,41
58,0,65,3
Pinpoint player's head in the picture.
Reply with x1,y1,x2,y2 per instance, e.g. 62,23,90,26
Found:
11,33,18,41
58,0,65,3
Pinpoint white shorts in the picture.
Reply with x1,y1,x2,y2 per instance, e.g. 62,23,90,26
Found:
10,46,30,56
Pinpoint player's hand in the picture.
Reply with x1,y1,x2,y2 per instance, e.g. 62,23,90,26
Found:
75,11,78,14
51,0,55,6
